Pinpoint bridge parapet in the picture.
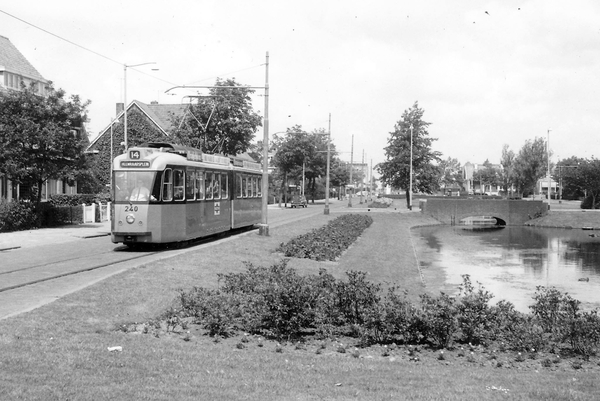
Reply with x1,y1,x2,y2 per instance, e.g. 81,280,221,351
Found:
421,199,548,226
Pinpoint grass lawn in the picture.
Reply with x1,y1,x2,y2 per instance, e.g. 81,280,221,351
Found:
2,209,600,400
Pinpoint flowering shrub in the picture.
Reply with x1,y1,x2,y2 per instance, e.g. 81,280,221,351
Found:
277,214,373,261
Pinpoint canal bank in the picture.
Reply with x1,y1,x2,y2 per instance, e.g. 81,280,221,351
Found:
525,209,600,229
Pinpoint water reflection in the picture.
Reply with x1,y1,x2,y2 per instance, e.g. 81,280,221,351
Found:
413,226,600,312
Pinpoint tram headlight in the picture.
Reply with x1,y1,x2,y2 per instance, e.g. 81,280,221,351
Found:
126,214,136,224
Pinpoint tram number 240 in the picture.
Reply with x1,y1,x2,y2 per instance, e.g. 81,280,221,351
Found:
125,205,139,212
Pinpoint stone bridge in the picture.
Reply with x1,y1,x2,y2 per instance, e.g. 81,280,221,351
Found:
421,198,548,226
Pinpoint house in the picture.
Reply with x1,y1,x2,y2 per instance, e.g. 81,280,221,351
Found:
86,100,258,188
462,161,504,195
0,35,79,201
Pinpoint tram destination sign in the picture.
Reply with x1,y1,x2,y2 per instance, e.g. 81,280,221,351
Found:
120,161,151,168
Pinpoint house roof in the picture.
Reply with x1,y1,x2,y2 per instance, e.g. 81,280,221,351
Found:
0,35,46,81
87,100,187,149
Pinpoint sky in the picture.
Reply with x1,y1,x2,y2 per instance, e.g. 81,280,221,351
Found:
2,0,600,173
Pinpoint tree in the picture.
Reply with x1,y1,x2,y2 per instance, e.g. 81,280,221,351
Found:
577,159,600,208
554,156,585,200
270,126,335,204
437,157,463,193
479,159,500,194
377,102,441,208
0,82,90,205
512,137,548,197
169,78,262,156
500,144,515,197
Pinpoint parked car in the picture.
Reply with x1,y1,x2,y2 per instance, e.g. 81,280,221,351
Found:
290,195,307,208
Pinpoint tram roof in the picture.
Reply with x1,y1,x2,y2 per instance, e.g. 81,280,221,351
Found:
120,142,262,172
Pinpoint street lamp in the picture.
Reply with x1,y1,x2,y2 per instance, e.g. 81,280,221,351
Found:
109,117,120,191
123,62,157,150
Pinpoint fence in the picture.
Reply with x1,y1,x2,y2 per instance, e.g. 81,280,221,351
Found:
82,202,111,223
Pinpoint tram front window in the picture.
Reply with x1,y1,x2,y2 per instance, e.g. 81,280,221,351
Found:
114,171,157,202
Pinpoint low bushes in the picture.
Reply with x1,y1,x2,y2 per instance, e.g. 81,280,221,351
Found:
171,263,600,358
276,214,373,261
369,197,393,208
0,200,38,232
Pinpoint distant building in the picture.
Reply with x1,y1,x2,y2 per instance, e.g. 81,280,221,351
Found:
535,175,558,198
0,35,79,201
462,161,503,195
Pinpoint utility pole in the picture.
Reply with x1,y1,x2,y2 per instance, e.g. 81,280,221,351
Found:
348,134,354,207
324,113,331,215
360,150,365,204
547,129,552,202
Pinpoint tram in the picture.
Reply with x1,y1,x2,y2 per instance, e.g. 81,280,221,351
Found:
111,142,262,246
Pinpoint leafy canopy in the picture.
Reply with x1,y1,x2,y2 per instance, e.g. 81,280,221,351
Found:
0,82,90,203
169,78,262,156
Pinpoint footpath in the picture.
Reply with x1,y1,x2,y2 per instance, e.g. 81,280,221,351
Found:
0,221,112,251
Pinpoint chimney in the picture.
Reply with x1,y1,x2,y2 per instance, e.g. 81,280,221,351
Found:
116,102,124,116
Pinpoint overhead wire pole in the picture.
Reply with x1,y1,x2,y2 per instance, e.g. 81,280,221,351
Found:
163,53,270,235
547,129,552,202
348,135,354,207
260,52,270,236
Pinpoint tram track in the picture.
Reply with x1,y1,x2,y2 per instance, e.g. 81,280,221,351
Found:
0,205,327,296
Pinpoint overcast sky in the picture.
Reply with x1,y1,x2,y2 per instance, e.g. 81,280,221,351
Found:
2,1,600,170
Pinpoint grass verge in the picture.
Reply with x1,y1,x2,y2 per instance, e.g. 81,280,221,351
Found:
1,210,600,400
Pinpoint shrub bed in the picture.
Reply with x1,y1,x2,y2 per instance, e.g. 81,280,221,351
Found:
369,197,393,208
155,262,600,359
0,200,38,232
276,214,373,261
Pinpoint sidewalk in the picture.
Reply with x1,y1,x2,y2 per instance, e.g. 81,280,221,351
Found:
0,200,414,251
0,221,112,251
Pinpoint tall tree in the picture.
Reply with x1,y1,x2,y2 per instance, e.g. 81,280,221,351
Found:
377,102,441,208
169,78,262,155
512,137,548,197
500,144,515,197
0,82,90,205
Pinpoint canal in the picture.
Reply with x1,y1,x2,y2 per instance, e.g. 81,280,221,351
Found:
413,225,600,312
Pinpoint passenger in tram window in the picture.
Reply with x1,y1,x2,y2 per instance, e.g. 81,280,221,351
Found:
130,179,150,201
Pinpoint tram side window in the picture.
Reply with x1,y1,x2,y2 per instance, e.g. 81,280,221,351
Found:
257,177,262,197
186,169,196,201
213,173,221,200
205,172,213,200
162,169,173,201
221,173,228,199
236,174,242,199
251,177,257,197
174,169,184,201
241,176,248,198
196,170,205,200
246,176,252,198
